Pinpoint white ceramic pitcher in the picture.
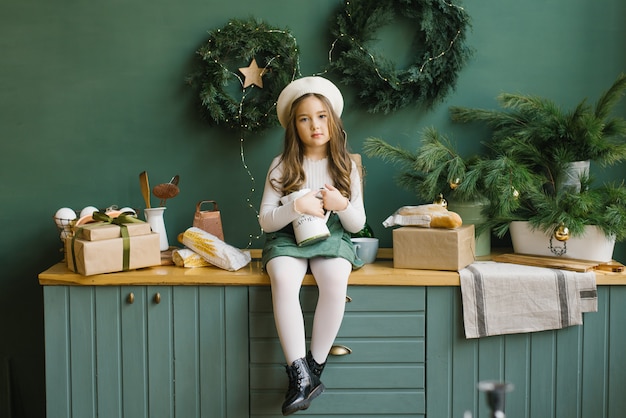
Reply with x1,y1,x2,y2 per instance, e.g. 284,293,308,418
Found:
144,207,169,251
281,189,331,246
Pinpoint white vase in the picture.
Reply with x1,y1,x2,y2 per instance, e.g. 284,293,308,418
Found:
557,160,590,193
447,199,491,257
144,207,169,251
509,221,615,262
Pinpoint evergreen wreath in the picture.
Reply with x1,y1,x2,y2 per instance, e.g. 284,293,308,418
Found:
187,18,299,132
329,0,472,113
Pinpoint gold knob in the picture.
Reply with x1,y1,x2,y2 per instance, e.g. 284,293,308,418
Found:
153,293,161,304
345,295,352,303
329,345,352,356
127,292,134,304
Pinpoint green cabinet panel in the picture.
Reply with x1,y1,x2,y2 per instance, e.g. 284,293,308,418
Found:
69,286,97,417
43,287,71,416
249,286,426,417
94,287,124,417
44,282,626,418
250,339,424,364
119,286,153,417
250,390,425,416
43,285,249,418
426,286,626,418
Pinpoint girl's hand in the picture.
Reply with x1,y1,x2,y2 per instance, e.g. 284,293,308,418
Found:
321,184,349,212
295,190,326,218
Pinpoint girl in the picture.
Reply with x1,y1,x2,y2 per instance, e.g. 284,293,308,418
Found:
259,76,366,415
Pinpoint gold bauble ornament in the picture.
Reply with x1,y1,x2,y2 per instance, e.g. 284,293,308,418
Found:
433,193,448,208
449,178,461,190
554,223,570,241
511,186,520,199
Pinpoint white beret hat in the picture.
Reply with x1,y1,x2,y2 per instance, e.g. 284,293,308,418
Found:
276,76,344,128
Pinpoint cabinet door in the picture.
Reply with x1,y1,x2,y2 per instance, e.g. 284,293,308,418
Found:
248,286,426,417
170,286,250,418
43,286,173,418
118,286,173,418
426,286,626,418
43,285,249,418
44,286,95,417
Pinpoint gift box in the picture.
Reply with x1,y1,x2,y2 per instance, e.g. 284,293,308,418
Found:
75,221,152,241
393,225,475,271
66,223,161,276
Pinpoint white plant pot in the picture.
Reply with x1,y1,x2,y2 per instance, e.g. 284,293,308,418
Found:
557,160,590,193
509,221,615,262
448,199,491,257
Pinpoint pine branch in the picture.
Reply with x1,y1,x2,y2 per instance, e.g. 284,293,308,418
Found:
594,73,626,120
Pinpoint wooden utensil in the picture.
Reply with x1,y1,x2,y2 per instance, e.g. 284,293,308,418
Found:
139,171,151,209
153,175,180,207
492,253,599,272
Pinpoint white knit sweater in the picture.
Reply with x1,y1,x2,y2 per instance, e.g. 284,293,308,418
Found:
259,156,366,234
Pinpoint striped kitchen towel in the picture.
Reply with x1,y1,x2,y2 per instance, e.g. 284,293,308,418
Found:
460,262,597,339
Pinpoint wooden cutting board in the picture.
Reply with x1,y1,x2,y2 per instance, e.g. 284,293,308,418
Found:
491,253,623,272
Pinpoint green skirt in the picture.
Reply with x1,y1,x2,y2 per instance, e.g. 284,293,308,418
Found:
261,213,363,269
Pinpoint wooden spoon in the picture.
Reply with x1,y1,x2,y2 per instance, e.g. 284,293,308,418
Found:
139,171,151,208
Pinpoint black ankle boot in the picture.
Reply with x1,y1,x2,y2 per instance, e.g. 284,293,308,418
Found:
282,357,324,416
306,351,327,379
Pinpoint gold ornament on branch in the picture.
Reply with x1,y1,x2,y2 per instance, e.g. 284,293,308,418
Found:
449,178,461,190
433,193,448,208
554,223,570,242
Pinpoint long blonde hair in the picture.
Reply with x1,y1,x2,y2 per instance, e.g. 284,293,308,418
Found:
270,93,353,198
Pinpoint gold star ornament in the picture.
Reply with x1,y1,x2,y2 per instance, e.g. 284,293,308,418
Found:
239,58,266,88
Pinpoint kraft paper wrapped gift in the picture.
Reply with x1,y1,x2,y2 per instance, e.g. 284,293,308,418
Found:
75,221,152,241
65,228,161,276
393,225,475,271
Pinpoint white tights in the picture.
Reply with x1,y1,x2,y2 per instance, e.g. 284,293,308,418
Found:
266,256,351,365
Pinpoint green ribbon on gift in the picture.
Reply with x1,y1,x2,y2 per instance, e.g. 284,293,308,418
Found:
70,211,143,274
92,211,144,225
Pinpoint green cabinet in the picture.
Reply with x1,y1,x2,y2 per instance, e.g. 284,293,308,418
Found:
425,286,626,418
248,286,426,417
43,285,249,418
43,283,626,418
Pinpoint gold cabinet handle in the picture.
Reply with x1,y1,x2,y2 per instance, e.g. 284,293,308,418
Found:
345,295,352,303
153,293,161,304
126,292,134,304
329,345,352,356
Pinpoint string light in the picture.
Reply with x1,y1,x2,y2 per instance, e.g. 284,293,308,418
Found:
195,3,470,243
202,24,301,247
314,0,471,113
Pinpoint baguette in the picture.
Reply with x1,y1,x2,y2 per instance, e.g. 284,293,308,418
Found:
387,204,463,228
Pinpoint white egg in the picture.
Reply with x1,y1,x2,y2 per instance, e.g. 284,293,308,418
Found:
119,207,137,215
79,206,99,218
54,207,77,227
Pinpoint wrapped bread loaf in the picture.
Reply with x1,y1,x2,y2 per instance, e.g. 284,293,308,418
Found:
180,227,251,271
172,248,211,268
383,204,463,229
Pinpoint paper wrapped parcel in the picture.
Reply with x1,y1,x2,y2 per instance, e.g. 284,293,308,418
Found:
66,230,161,275
181,227,251,271
75,221,152,241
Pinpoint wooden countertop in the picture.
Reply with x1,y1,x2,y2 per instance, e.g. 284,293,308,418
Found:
39,249,626,286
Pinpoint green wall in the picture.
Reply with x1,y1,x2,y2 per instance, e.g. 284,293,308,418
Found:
1,0,624,416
